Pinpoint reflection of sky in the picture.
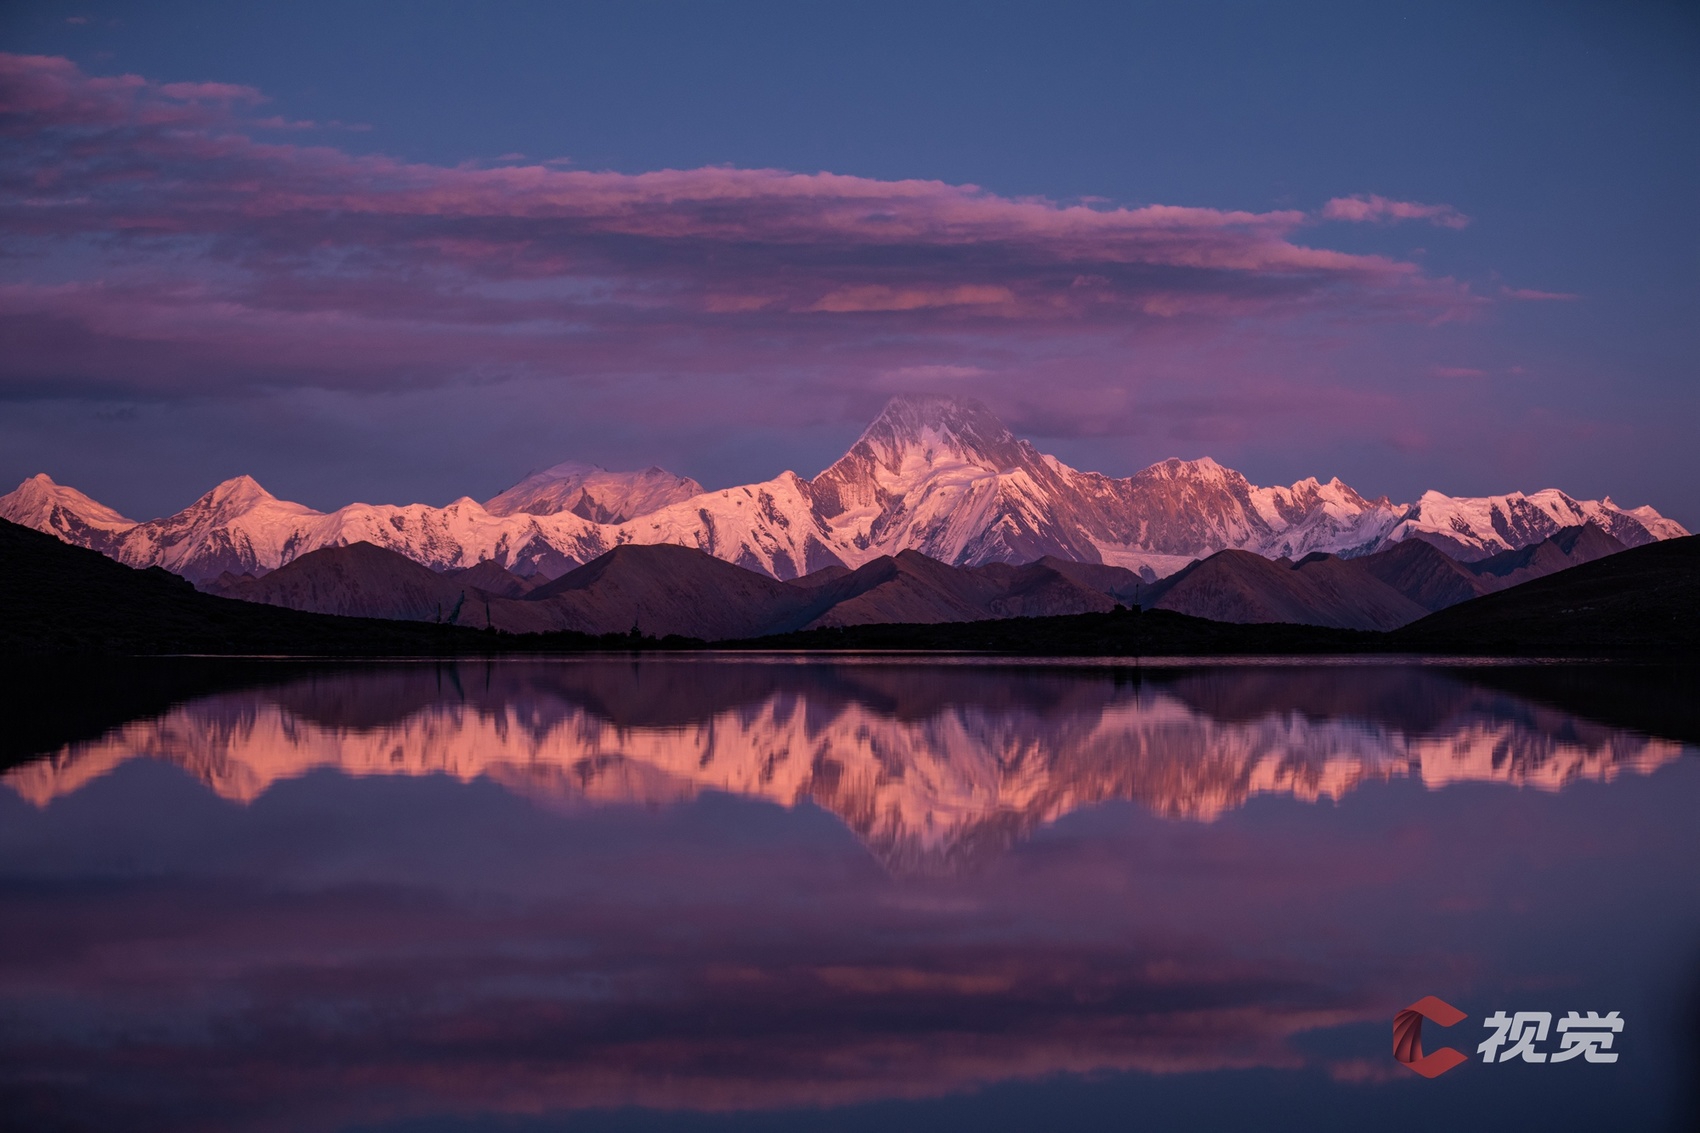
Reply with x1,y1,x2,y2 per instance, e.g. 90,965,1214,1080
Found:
1,663,1697,1131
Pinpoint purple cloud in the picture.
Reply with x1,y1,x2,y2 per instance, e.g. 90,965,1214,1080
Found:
1321,194,1470,229
0,51,1485,447
1500,285,1580,301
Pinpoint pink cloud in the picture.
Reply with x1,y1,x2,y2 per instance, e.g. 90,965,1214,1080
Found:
809,284,1017,312
1431,365,1487,379
1500,286,1579,301
156,79,266,103
0,52,1476,445
1321,194,1470,229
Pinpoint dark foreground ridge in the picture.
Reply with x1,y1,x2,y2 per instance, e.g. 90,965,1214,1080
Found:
0,519,690,656
729,606,1374,654
738,535,1700,658
3,518,1696,659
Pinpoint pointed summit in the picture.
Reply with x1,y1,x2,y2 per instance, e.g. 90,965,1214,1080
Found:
1,473,136,526
190,475,283,522
0,473,138,555
831,395,1027,479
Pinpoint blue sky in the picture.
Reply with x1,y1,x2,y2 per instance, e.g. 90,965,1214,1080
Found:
2,0,1695,525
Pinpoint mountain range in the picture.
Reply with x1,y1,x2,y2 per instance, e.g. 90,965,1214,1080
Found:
196,516,1630,636
4,396,1686,586
5,512,1695,655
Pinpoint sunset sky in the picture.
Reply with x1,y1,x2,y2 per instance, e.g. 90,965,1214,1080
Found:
2,1,1695,525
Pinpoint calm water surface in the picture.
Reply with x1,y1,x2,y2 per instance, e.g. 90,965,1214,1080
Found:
2,658,1697,1131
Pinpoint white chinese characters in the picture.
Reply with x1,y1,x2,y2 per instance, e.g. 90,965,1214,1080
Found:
1553,1012,1624,1063
1478,1010,1622,1064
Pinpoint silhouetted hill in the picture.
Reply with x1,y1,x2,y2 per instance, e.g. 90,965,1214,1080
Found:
1146,548,1427,630
6,516,1694,659
1468,521,1625,591
1353,537,1488,612
0,518,614,655
1393,534,1700,655
783,550,1117,630
733,605,1375,655
526,542,813,639
206,542,562,633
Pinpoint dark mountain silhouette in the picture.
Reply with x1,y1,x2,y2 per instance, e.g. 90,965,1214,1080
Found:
7,512,1691,658
1144,549,1428,631
526,543,814,639
445,559,542,597
1141,523,1640,631
1393,534,1700,654
209,543,502,625
0,518,603,655
180,522,1668,639
1468,521,1626,591
1352,537,1490,612
781,551,1114,630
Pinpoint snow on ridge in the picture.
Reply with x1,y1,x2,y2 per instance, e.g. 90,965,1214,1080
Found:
484,462,703,523
2,396,1688,583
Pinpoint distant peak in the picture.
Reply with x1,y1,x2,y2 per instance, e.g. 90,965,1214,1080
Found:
1147,456,1232,480
208,474,274,500
0,472,137,526
535,459,604,479
848,394,1023,471
868,394,1006,434
181,475,286,520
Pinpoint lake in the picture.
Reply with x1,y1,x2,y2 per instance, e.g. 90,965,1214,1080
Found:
2,657,1696,1131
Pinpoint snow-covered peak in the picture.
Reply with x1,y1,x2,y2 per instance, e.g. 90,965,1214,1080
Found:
188,475,297,521
0,472,140,556
845,395,1026,474
1,473,136,529
1626,504,1690,541
537,459,603,479
1390,487,1688,560
1137,456,1240,486
485,461,702,523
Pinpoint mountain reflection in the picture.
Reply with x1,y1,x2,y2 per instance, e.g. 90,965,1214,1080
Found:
4,660,1698,1132
7,659,1682,873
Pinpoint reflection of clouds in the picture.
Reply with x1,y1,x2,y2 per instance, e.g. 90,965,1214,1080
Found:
5,662,1682,873
0,869,1372,1131
2,662,1692,1130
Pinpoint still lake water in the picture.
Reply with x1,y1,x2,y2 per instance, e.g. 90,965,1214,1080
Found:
2,657,1696,1131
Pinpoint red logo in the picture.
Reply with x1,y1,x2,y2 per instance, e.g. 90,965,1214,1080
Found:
1394,996,1468,1077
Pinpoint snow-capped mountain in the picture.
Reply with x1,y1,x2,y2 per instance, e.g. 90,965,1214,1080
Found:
1,395,1687,583
1,473,137,558
1384,488,1690,561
